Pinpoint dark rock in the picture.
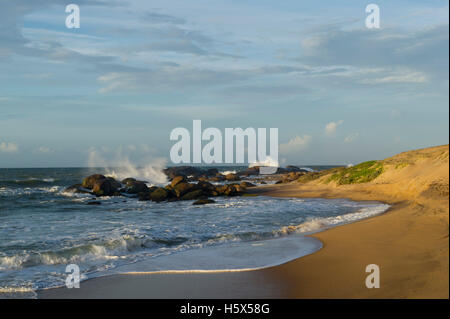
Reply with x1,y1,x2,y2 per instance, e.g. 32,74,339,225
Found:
138,191,151,201
149,188,169,202
286,165,309,173
106,177,121,189
92,179,116,196
205,168,219,176
197,181,215,194
215,184,244,196
173,182,197,198
209,175,225,182
225,173,240,181
163,166,203,179
181,189,204,200
171,176,186,188
124,181,148,194
193,199,216,205
87,201,101,205
121,177,136,185
237,166,260,176
64,184,91,194
238,166,298,176
197,176,209,182
82,174,106,189
137,186,159,201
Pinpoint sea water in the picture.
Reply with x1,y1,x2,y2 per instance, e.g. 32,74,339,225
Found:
0,168,389,298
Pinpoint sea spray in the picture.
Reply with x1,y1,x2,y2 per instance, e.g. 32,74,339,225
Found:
87,147,167,184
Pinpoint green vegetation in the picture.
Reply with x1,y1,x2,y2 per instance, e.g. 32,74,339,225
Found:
394,162,409,169
296,167,343,184
327,160,384,185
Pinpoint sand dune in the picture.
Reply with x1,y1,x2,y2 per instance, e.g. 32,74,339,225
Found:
251,144,449,298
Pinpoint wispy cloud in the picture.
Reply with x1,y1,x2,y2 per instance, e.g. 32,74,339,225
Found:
325,120,343,136
279,135,311,154
0,141,19,153
344,132,359,143
36,146,52,153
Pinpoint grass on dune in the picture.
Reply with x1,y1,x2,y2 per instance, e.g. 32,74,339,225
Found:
327,160,384,185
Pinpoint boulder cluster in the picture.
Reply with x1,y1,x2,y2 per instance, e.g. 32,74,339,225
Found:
64,173,255,205
64,165,311,205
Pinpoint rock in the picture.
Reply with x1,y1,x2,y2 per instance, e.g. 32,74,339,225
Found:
173,182,197,198
124,180,148,194
121,177,136,185
197,181,215,194
92,179,116,196
138,192,150,201
225,173,240,181
275,180,283,184
232,184,245,193
214,184,243,196
138,186,160,201
163,166,203,179
238,166,259,176
64,184,91,194
206,168,219,176
193,199,216,205
238,166,294,176
87,201,101,205
82,174,106,189
286,165,309,173
240,181,256,188
181,189,204,200
149,187,169,202
106,177,121,189
209,175,225,182
171,176,186,188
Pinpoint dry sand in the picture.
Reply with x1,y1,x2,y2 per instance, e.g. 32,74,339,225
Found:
39,145,449,299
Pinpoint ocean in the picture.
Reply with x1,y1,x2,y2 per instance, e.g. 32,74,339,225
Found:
0,167,389,298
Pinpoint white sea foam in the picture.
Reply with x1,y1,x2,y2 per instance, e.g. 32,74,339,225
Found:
88,148,167,184
221,170,237,175
276,204,390,235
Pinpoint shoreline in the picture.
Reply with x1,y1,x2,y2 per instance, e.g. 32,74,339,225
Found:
37,194,395,299
39,145,449,299
38,196,448,299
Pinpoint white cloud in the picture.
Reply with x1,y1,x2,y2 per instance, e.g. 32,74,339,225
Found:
36,146,52,153
0,142,19,153
325,120,343,136
344,132,359,143
361,71,428,84
279,135,311,154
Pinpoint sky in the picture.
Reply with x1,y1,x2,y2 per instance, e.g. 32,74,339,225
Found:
0,0,448,167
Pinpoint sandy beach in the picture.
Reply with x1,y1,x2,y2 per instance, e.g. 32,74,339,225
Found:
39,145,449,299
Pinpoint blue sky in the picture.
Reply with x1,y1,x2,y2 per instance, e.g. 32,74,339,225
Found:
0,0,448,167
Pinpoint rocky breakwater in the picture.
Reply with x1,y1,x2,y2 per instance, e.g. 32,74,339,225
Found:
64,173,250,205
